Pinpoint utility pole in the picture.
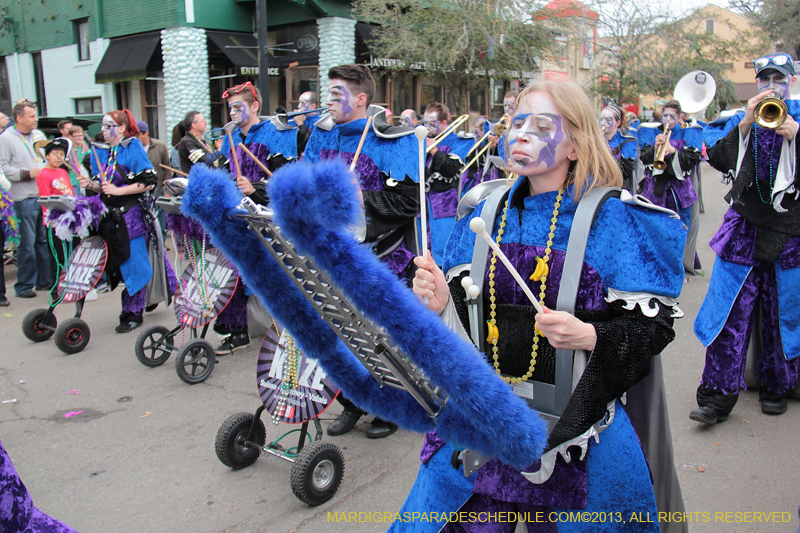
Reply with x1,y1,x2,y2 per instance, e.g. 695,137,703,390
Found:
256,0,270,114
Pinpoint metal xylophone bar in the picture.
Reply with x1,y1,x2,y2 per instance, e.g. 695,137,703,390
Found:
234,198,449,420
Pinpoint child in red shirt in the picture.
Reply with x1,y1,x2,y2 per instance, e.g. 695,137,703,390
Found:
36,138,75,292
36,138,74,219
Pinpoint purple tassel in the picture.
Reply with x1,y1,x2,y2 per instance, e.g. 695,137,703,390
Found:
46,195,108,240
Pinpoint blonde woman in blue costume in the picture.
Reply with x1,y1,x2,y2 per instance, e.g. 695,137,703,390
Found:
403,78,687,532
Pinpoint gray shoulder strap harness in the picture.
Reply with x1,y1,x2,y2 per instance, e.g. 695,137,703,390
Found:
465,185,622,431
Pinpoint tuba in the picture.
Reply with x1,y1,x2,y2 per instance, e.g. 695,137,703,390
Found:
674,70,717,123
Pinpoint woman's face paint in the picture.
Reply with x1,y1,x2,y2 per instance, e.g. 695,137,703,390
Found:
101,114,123,145
228,97,252,126
757,72,794,99
422,112,444,138
599,108,619,140
662,108,679,131
505,91,572,177
326,80,358,124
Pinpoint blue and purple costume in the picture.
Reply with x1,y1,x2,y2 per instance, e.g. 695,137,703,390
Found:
693,103,800,411
394,176,686,532
304,114,421,279
606,131,638,192
90,138,176,323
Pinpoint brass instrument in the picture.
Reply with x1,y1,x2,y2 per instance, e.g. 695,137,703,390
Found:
462,115,509,160
754,93,788,129
426,114,470,153
653,129,672,171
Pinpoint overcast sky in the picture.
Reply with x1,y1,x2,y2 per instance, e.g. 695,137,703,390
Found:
668,0,732,17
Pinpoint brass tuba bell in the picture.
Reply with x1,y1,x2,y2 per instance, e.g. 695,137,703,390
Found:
754,93,788,129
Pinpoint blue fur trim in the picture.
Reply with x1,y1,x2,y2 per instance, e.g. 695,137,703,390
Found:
182,164,438,434
269,160,548,468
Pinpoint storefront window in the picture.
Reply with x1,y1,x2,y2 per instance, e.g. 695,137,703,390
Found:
490,79,508,120
391,72,414,115
469,84,487,116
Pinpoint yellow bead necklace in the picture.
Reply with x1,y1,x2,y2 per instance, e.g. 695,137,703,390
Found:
486,187,564,384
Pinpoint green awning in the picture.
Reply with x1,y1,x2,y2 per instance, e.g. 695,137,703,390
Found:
94,32,161,84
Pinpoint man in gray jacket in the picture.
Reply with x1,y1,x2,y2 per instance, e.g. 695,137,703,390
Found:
0,100,51,297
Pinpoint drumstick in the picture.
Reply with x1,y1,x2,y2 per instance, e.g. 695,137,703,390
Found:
239,144,272,177
414,126,429,260
159,164,188,177
90,145,107,183
226,130,243,179
349,115,373,173
469,217,544,314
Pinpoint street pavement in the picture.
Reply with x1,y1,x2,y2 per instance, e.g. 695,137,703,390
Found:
1,162,798,533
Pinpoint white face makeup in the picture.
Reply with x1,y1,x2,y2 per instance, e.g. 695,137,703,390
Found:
505,91,575,179
101,114,124,145
661,108,679,131
503,97,516,116
228,96,253,127
599,108,619,139
297,94,314,112
757,72,795,99
422,111,445,138
326,80,360,124
400,111,416,127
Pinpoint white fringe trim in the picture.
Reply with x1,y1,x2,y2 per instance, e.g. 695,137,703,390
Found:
605,287,684,318
520,400,617,485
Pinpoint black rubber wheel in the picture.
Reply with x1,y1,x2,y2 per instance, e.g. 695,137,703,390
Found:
135,325,174,367
290,441,345,506
175,338,216,384
22,308,57,342
214,412,267,470
54,318,91,354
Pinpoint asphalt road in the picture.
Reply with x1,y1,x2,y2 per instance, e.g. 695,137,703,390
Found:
1,163,798,533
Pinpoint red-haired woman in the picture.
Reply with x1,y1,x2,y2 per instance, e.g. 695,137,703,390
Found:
80,109,172,332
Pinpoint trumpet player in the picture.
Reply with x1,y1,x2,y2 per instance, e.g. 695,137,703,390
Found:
639,99,703,273
599,104,638,192
691,52,800,424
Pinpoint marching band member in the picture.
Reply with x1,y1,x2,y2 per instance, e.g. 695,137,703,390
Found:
692,52,800,423
290,91,320,155
85,110,176,333
422,102,467,265
638,99,703,274
304,63,421,439
600,104,638,192
400,109,420,128
404,77,686,533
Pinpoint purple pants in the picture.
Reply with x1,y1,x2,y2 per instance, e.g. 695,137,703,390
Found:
701,261,800,394
215,281,248,332
121,287,146,318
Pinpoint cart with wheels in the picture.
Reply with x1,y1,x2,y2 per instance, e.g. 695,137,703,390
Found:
134,181,239,384
21,196,107,354
134,246,239,384
215,322,345,506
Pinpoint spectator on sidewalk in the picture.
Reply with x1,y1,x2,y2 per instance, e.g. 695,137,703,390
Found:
66,125,90,195
0,99,52,298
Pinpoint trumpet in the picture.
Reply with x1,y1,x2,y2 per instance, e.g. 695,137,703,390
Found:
462,115,509,161
426,114,470,153
754,93,788,129
653,129,672,171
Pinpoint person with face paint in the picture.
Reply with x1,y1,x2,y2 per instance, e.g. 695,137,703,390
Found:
304,63,422,439
83,109,177,333
460,116,501,195
218,81,298,206
486,90,518,162
692,52,800,423
290,91,320,155
600,104,638,192
404,78,688,532
638,99,703,274
420,102,469,265
400,109,419,128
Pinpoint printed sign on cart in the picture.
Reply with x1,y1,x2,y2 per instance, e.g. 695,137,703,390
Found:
257,324,340,424
57,236,107,303
173,248,238,327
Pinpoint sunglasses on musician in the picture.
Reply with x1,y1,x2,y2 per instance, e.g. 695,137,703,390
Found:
222,81,257,100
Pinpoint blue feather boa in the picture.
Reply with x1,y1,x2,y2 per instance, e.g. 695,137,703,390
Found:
182,162,548,469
